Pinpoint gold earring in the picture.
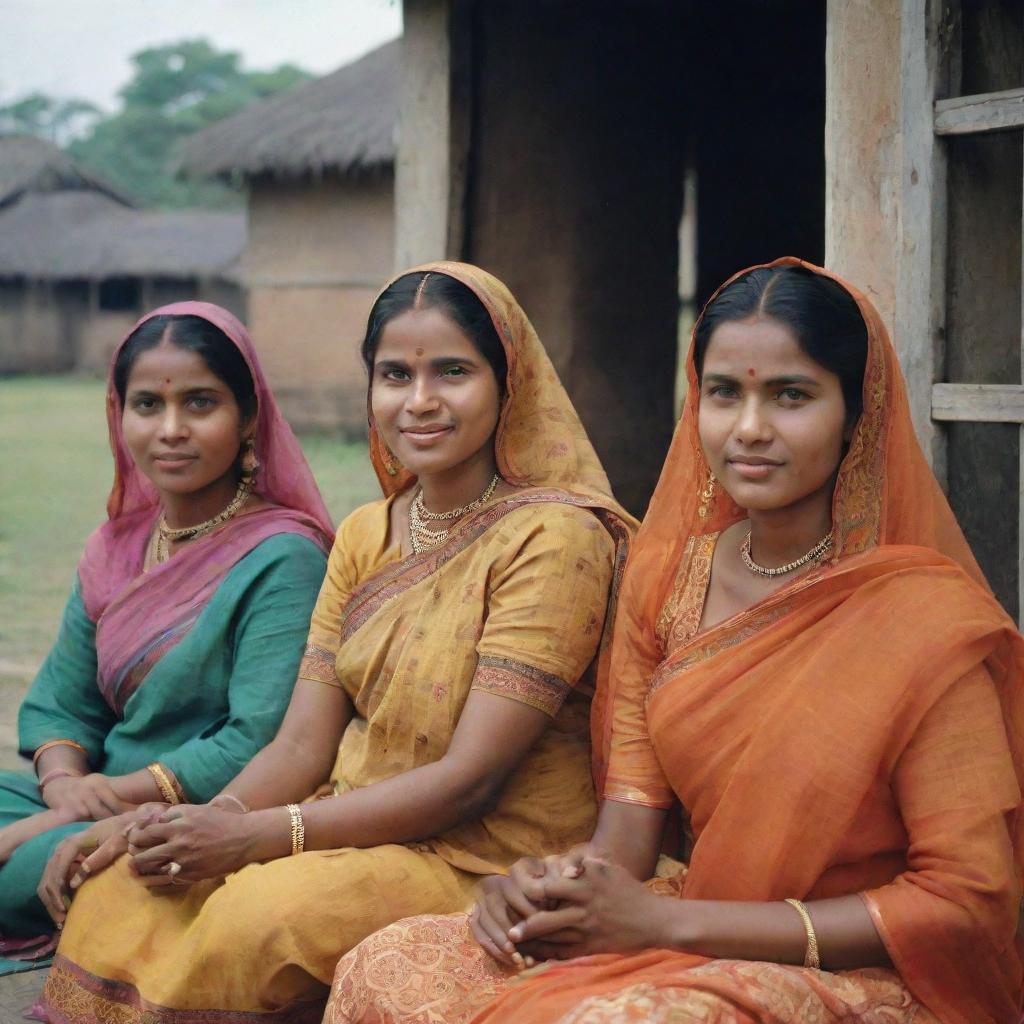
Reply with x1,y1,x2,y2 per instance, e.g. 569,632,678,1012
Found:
383,446,400,477
241,438,259,483
698,469,717,521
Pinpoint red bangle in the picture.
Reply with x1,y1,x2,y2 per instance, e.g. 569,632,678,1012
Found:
38,767,84,791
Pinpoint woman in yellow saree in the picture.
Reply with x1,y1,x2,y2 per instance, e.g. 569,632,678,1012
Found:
39,263,634,1023
326,258,1024,1024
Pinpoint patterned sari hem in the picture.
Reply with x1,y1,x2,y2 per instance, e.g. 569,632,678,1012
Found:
42,955,325,1024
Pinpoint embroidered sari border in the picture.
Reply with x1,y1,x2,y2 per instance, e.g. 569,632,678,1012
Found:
298,642,341,686
43,955,325,1024
472,655,571,717
647,566,831,702
338,489,630,646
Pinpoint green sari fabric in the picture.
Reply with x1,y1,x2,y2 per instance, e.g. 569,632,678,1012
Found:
0,532,326,940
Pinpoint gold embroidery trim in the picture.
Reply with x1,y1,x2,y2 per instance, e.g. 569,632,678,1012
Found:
655,532,717,652
472,655,571,717
298,642,340,686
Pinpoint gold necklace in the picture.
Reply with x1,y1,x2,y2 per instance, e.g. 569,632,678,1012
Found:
740,529,833,578
156,480,251,563
408,474,500,554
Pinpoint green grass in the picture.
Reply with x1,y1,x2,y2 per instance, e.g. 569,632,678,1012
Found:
0,376,378,767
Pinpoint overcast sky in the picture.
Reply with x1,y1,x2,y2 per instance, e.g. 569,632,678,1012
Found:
0,0,402,110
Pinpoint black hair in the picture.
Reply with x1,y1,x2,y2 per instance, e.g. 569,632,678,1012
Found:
113,314,257,421
693,266,868,422
361,272,509,388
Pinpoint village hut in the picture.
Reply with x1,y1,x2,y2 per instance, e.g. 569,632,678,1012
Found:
397,0,1023,624
0,135,245,375
179,40,398,434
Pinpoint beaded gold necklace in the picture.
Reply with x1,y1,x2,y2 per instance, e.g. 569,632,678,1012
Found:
740,529,833,578
408,474,500,555
154,480,251,564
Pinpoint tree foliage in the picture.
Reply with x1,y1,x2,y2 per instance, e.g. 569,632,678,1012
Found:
3,39,310,209
0,93,102,145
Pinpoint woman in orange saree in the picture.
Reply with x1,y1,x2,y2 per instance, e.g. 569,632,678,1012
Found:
326,258,1024,1024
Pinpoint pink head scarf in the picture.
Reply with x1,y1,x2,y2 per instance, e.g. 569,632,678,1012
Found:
102,301,333,532
77,303,334,708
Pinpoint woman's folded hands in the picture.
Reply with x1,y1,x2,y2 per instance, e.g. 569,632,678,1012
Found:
127,802,261,886
471,847,675,968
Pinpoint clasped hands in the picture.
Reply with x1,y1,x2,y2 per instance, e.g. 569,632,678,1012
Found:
470,847,671,969
37,799,252,928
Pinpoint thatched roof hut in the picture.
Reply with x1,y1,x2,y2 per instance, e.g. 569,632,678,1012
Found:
0,135,245,282
0,134,246,376
178,40,398,181
0,190,245,280
0,134,129,209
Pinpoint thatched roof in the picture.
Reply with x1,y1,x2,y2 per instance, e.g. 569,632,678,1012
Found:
0,190,245,279
179,40,398,180
0,134,130,208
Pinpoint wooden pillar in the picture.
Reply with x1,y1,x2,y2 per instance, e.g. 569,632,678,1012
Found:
395,0,471,269
825,0,949,476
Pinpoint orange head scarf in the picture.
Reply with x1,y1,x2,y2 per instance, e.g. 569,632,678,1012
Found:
629,255,987,626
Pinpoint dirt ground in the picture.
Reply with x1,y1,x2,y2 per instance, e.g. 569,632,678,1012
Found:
0,966,48,1020
1,669,32,774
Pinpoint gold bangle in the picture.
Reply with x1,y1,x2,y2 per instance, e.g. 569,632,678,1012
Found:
286,803,305,856
33,739,88,766
147,763,183,805
784,898,821,969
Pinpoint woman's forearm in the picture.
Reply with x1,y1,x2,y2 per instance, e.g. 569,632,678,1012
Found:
107,768,163,805
240,754,501,862
218,732,336,811
215,678,352,810
35,744,90,780
662,893,890,970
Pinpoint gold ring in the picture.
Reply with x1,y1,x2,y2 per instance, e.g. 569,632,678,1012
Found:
165,861,182,877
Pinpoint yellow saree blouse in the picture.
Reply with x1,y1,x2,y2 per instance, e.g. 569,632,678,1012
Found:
301,493,623,877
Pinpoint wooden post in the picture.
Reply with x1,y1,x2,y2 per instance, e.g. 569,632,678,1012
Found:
825,0,950,477
395,0,471,269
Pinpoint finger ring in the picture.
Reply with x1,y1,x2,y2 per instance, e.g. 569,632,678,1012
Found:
165,861,182,877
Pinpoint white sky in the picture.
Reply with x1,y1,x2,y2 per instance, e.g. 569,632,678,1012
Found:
0,0,402,111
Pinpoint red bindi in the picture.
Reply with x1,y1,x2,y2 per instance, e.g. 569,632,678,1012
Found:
747,368,756,377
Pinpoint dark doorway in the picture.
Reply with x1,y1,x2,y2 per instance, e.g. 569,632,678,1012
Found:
456,0,825,514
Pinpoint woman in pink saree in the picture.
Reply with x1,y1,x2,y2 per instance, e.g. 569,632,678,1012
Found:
0,302,331,970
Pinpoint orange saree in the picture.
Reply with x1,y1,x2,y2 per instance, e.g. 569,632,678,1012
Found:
326,258,1024,1024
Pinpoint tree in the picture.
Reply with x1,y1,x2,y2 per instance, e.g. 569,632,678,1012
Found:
0,93,101,145
59,40,310,209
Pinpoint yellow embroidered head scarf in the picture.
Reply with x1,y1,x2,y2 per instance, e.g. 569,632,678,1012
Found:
367,261,622,507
